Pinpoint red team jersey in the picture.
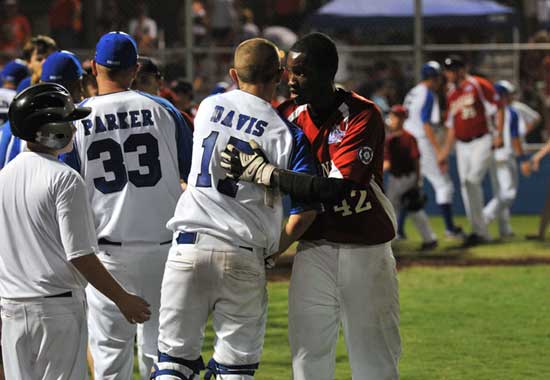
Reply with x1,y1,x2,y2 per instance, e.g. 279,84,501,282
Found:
384,130,419,177
278,89,395,245
446,75,500,141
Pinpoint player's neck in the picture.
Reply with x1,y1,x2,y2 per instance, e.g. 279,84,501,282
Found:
308,86,339,122
238,83,275,103
97,79,130,96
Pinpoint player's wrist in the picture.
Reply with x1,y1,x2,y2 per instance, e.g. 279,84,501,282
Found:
255,163,277,187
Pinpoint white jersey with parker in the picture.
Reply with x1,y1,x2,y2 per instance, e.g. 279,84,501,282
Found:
403,82,440,139
63,90,193,244
167,89,319,255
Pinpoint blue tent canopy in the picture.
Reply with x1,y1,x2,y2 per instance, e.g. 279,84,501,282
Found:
310,0,515,29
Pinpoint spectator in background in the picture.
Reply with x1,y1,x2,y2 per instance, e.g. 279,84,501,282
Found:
208,0,237,46
48,0,82,49
98,0,124,38
131,56,162,96
0,0,31,56
269,0,305,31
192,0,208,46
129,0,158,55
239,8,260,42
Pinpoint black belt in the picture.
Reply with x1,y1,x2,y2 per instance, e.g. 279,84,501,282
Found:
44,291,72,298
458,132,486,143
98,238,172,246
176,232,253,252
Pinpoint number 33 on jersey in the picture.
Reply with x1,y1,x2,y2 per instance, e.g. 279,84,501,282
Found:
63,90,192,244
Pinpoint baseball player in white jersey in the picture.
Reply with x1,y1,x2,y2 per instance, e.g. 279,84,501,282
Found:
403,61,462,238
483,80,525,237
0,50,84,169
152,38,319,380
0,60,29,131
0,83,150,380
62,31,193,380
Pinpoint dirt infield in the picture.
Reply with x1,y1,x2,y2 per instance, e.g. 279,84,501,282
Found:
266,251,550,281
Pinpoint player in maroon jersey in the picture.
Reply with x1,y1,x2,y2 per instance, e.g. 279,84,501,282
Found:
384,104,437,250
221,32,400,380
439,55,504,246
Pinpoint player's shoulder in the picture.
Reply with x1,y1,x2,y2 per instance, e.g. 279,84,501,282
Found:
469,75,494,89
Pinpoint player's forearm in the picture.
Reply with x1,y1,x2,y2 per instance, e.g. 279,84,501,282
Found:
278,210,317,254
271,169,356,203
440,128,455,159
533,142,550,163
71,254,127,303
423,122,441,151
495,107,505,134
512,138,523,156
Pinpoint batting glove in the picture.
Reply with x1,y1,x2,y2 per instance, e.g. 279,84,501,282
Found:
221,139,276,186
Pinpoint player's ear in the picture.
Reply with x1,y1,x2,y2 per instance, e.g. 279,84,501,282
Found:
91,60,98,77
229,68,240,88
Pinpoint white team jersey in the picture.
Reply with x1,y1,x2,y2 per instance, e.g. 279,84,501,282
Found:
167,89,318,255
403,83,440,139
0,152,98,298
494,105,525,162
512,101,539,136
0,87,16,127
63,90,193,244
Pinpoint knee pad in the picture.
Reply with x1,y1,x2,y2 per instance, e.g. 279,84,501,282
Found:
151,352,205,380
204,358,259,379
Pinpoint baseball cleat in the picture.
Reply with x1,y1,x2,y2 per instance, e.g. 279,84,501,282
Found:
419,240,438,251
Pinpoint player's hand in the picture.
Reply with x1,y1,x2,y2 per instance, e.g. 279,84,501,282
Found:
221,139,276,186
116,292,151,324
265,252,283,269
492,134,504,149
521,160,532,176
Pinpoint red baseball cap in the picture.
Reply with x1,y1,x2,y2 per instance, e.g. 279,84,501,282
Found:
389,104,408,118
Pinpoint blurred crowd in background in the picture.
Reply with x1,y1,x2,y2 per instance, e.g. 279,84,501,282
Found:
2,0,550,143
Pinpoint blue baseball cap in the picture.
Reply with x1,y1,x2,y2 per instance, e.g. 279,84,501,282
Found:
421,61,441,80
1,59,29,85
41,50,84,83
95,31,138,69
16,76,31,93
494,80,515,96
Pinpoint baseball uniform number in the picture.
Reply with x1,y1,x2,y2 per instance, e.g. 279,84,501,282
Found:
197,131,251,198
333,189,372,216
87,132,162,194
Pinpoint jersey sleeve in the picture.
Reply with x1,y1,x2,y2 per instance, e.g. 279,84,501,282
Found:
331,106,384,184
0,122,12,169
285,120,322,215
55,171,98,260
409,135,420,159
420,90,435,124
509,108,520,138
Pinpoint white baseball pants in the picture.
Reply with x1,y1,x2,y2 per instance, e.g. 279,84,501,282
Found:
417,137,455,205
158,237,268,379
1,290,88,380
87,243,168,380
288,240,401,380
484,157,518,236
455,134,493,238
386,172,436,243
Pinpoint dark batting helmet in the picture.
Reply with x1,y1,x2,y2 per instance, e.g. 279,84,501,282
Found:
8,83,91,149
443,55,465,71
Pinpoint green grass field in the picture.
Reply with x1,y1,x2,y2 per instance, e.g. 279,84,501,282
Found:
134,216,550,379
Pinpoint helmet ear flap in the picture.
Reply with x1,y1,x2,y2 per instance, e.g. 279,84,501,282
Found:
34,122,75,150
